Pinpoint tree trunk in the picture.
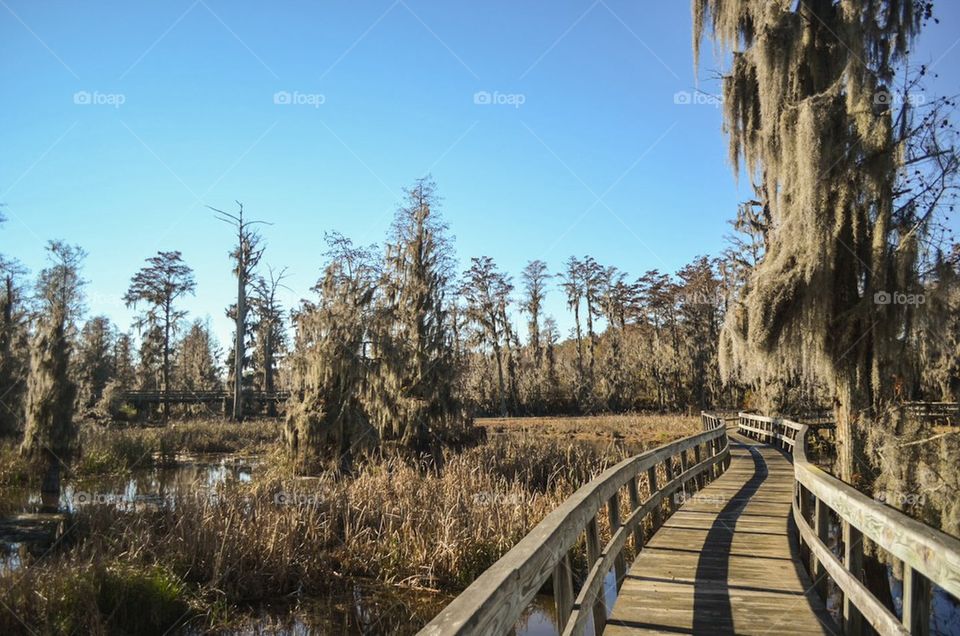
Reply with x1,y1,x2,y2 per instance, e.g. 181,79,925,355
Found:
233,270,245,422
264,328,275,417
585,297,595,383
834,369,870,486
493,341,506,417
573,304,583,392
162,303,170,423
40,449,60,496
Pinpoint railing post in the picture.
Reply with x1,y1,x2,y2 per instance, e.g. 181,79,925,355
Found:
647,465,662,531
553,551,575,630
680,449,690,501
608,490,627,590
795,483,804,551
903,566,931,636
693,445,704,490
627,474,643,550
585,517,607,633
664,458,677,514
813,498,829,599
707,435,715,480
724,429,731,471
842,521,863,635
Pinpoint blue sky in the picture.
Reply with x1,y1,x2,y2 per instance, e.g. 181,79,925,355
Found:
2,0,959,348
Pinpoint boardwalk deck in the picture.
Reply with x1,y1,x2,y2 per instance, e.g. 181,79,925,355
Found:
606,433,837,635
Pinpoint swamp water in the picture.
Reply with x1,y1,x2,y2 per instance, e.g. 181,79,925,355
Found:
0,453,591,635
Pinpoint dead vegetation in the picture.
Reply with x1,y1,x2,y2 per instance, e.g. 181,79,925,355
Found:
0,415,690,633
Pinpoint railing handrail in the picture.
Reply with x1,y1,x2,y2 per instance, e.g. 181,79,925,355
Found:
737,412,960,635
420,414,730,636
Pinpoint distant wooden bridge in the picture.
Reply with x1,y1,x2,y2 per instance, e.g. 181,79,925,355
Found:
120,390,290,409
421,413,960,635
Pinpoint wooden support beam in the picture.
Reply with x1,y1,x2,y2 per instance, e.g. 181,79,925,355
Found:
814,497,829,600
647,465,662,532
553,552,575,630
843,521,863,635
903,566,930,636
626,475,643,550
585,517,606,634
608,490,627,590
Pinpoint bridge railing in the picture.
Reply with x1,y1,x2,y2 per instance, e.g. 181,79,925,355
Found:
737,413,960,636
419,413,730,636
120,390,290,404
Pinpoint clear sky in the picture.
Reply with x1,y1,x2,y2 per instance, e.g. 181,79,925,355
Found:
3,0,959,348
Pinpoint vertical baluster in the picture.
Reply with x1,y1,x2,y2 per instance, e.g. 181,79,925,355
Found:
903,566,931,636
647,465,662,531
585,517,606,633
814,498,829,599
663,457,676,514
693,445,704,491
627,474,643,549
680,449,690,502
608,490,627,590
842,522,863,634
722,429,731,471
705,434,714,481
553,551,575,631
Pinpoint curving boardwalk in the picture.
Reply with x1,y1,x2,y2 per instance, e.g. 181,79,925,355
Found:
606,433,836,635
420,414,960,636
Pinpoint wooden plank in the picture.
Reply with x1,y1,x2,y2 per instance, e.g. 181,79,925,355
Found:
732,412,960,636
607,438,836,635
419,419,727,635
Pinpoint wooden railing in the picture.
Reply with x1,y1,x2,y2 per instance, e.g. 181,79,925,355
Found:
120,390,290,405
419,413,730,636
902,401,959,425
737,413,960,636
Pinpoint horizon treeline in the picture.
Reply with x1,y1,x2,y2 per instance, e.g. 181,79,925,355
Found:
0,189,735,430
1,176,958,437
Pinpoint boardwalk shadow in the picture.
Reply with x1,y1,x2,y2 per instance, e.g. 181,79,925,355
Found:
691,442,767,634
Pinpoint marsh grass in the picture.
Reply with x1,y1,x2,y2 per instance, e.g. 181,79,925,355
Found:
0,414,699,632
0,441,43,488
75,418,281,475
1,560,192,636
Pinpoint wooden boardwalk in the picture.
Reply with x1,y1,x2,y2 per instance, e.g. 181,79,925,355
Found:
606,433,837,635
